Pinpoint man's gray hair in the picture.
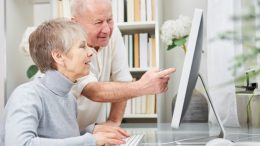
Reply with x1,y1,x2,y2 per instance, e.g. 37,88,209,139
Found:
70,0,112,17
70,0,88,17
29,18,86,73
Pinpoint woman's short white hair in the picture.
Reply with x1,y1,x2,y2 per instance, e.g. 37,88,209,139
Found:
29,18,86,73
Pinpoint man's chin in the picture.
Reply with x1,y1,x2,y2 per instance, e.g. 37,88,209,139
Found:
98,42,109,47
97,38,109,45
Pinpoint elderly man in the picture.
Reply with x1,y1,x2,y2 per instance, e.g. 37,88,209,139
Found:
70,0,176,131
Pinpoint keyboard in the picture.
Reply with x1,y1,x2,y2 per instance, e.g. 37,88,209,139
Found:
106,134,144,146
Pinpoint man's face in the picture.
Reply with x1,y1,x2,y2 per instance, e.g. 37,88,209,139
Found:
75,1,114,48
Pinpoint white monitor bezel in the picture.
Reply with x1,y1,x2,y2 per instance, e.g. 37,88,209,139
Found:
171,9,203,128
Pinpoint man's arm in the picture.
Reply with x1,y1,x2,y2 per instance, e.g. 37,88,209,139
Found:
81,68,175,126
81,67,176,102
106,101,127,126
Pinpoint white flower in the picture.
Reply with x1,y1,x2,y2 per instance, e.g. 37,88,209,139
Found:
160,15,192,47
19,27,36,56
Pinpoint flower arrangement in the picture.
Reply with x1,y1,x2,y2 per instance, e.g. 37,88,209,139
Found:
160,15,192,53
19,27,39,79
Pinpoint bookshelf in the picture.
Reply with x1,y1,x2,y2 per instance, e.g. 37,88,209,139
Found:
129,68,147,72
17,0,49,4
117,21,156,34
124,114,157,118
111,0,163,123
31,0,49,4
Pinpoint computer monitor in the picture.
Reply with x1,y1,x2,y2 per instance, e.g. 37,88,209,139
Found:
171,9,225,138
171,8,203,128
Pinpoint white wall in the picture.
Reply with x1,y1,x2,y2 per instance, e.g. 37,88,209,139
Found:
33,3,51,26
160,0,207,122
5,1,51,99
6,1,34,98
0,0,6,112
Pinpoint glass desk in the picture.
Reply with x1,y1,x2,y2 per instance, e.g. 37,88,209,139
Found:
121,123,260,146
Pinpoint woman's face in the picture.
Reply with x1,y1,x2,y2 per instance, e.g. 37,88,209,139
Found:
60,39,93,81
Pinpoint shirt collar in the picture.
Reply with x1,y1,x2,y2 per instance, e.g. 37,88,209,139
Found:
40,70,74,97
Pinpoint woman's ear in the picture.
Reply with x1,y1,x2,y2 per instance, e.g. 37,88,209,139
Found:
51,50,65,67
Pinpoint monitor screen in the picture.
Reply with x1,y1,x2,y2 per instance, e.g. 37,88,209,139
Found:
171,9,203,128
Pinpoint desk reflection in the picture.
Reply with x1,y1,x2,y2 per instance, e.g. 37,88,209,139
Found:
121,123,260,146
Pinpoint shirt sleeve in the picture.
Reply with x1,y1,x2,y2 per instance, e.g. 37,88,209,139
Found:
85,123,96,133
71,71,98,98
110,26,133,82
80,123,96,135
4,86,96,146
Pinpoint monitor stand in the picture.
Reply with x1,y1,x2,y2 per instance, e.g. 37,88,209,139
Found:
175,74,226,145
198,74,226,138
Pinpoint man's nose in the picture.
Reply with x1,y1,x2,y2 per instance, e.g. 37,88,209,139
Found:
101,22,111,34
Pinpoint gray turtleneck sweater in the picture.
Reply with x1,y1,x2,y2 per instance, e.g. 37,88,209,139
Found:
1,70,96,146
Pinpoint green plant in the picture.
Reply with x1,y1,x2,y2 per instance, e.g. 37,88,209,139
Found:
167,35,189,53
26,65,38,79
217,3,260,84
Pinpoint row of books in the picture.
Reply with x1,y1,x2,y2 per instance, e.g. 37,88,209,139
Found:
112,0,155,23
53,0,155,22
124,94,157,115
105,94,156,117
123,33,156,69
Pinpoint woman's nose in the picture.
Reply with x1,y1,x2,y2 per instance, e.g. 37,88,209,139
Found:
87,48,93,57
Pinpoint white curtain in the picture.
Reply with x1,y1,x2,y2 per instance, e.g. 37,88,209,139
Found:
207,0,242,127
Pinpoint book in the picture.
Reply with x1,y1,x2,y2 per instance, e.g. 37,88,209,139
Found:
127,0,134,22
151,0,155,20
146,94,156,114
117,0,124,22
134,33,140,68
62,0,71,18
57,0,64,18
141,96,146,114
125,99,132,115
151,36,156,67
146,0,152,21
129,34,133,68
123,35,129,67
134,0,141,21
140,0,147,21
112,0,118,22
139,33,148,69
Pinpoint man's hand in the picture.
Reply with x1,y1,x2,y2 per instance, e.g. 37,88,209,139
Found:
137,67,176,95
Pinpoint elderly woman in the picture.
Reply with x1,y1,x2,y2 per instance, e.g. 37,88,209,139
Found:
0,18,127,146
